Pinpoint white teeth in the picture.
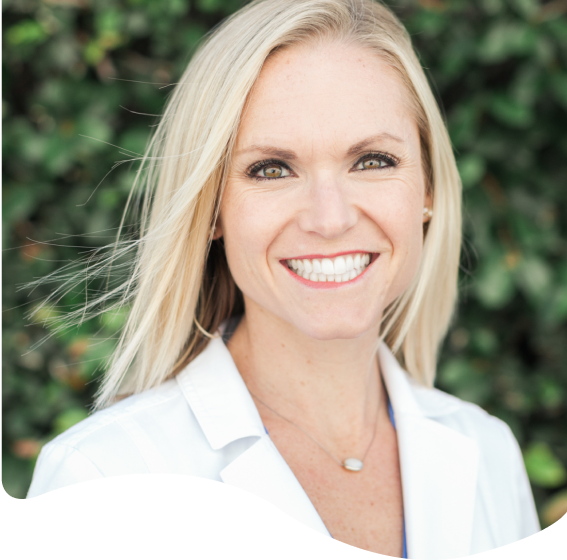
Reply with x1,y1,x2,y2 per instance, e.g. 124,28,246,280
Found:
288,252,372,283
321,258,334,275
334,256,346,275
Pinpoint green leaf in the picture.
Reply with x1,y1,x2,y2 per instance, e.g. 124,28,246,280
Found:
3,0,567,523
478,21,537,63
515,256,553,305
480,0,505,16
53,408,89,436
537,378,564,410
439,358,475,386
99,307,131,330
472,328,499,355
457,153,486,189
524,442,567,488
84,41,106,66
196,0,226,14
474,255,515,309
2,185,36,228
509,0,539,19
489,94,534,127
437,358,491,405
448,103,481,147
95,8,126,36
6,20,49,47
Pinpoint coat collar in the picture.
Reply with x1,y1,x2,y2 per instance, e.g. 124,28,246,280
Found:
176,336,265,449
177,333,479,558
379,344,479,560
176,335,330,535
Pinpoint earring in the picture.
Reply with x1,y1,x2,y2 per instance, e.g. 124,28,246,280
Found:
423,207,433,221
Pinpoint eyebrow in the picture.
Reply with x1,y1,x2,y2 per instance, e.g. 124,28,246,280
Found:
346,133,405,157
236,133,405,161
235,145,298,160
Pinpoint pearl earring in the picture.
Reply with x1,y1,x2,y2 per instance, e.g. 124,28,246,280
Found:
423,207,433,220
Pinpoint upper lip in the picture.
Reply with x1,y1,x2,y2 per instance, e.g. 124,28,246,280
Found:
283,250,375,260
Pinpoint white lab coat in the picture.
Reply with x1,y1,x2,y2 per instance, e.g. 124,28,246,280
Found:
27,334,539,559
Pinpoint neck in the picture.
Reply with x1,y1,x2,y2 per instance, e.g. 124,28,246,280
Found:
227,301,386,454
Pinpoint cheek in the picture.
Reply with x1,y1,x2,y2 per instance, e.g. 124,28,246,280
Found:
386,216,424,303
220,184,285,284
370,189,424,304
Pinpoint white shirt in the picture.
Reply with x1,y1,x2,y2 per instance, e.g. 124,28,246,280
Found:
27,334,539,559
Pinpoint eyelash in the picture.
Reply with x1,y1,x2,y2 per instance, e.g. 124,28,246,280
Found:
353,151,400,171
246,152,400,181
246,159,293,181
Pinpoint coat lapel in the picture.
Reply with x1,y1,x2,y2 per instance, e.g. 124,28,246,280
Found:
379,344,479,560
220,436,331,535
180,335,479,555
177,335,330,536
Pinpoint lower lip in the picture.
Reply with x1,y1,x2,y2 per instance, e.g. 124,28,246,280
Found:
282,255,378,289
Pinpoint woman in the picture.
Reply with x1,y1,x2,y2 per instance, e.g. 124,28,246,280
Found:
27,0,539,557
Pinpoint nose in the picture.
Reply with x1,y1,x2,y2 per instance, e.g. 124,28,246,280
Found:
297,173,357,239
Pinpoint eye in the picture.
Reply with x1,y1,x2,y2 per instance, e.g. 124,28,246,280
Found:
247,160,292,180
358,158,387,170
259,164,290,178
353,152,398,172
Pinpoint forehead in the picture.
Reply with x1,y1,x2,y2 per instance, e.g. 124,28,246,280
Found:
236,40,418,151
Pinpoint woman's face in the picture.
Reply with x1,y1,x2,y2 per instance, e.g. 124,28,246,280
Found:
218,41,430,340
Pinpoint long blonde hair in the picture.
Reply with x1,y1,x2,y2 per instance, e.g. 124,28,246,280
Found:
37,0,462,409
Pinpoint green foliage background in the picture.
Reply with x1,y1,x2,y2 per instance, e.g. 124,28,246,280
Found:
3,0,566,525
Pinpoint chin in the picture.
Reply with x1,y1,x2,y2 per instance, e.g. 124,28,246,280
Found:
289,312,379,341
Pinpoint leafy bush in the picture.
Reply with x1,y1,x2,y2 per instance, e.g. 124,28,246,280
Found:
3,0,566,526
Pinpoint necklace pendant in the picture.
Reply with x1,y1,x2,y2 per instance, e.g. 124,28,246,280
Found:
343,458,364,472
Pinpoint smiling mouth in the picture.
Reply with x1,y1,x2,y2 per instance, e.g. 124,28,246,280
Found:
285,252,373,283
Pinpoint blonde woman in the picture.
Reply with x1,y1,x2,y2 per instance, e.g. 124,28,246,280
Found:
27,0,539,557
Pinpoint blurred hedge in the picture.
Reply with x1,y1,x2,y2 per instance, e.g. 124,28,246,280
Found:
2,0,566,524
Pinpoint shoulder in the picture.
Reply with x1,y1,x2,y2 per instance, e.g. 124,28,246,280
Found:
27,378,198,497
408,382,524,484
48,377,184,449
410,382,521,462
411,383,511,438
380,342,517,450
409,382,540,539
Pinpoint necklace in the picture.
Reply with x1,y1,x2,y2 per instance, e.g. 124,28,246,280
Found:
249,390,380,472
